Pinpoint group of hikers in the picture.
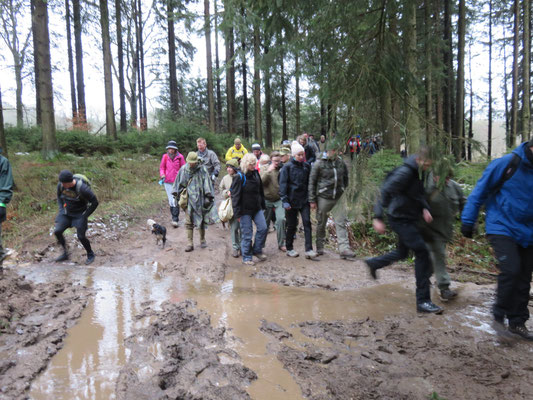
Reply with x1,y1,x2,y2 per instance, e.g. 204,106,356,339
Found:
0,132,530,342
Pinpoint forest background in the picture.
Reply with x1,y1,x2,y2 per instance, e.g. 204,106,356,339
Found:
0,0,531,280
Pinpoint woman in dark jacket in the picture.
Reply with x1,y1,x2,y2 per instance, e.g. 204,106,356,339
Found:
231,153,268,265
279,141,317,259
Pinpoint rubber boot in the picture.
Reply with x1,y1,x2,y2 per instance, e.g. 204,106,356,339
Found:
170,207,179,228
199,228,207,248
185,229,194,252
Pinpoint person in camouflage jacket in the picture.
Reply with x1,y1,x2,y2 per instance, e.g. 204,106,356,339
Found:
173,152,218,251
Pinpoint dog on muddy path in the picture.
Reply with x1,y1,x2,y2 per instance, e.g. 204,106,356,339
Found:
147,219,167,248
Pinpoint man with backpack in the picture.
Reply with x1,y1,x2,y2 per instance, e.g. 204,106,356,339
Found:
461,139,533,340
365,147,442,314
54,170,99,265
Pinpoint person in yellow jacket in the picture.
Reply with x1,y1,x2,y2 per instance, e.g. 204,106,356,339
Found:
225,138,248,161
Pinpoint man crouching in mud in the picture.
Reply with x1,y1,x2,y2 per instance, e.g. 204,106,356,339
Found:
365,146,443,314
54,170,99,265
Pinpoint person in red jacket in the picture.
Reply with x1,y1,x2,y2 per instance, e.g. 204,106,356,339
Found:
160,140,185,227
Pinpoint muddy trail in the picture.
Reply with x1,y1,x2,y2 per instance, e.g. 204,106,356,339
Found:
1,206,533,399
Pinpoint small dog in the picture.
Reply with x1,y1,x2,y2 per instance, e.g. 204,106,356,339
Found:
147,219,167,248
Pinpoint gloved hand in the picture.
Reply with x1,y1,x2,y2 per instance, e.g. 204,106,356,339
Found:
0,206,6,223
203,196,214,209
282,202,291,210
461,224,474,238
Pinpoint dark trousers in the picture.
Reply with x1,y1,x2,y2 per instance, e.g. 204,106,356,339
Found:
488,235,533,327
285,204,313,252
367,219,432,304
54,213,93,255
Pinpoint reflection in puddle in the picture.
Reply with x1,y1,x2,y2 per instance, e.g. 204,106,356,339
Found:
22,262,493,400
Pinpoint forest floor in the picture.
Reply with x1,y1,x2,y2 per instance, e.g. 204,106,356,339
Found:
2,196,533,400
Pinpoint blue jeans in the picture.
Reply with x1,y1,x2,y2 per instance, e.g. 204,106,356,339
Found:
240,210,268,262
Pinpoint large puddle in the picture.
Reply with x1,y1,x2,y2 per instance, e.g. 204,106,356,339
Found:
20,261,489,399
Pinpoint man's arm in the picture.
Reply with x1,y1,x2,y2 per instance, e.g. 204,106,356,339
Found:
80,185,99,217
308,161,321,203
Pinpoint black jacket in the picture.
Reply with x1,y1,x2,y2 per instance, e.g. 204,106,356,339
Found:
57,181,99,216
231,169,265,218
304,145,316,164
279,158,311,209
373,155,430,221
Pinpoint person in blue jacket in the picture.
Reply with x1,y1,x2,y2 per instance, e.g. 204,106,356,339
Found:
461,139,533,340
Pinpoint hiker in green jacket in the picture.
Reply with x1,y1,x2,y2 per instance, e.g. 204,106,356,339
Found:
419,169,466,301
308,139,355,259
0,150,13,271
173,152,218,252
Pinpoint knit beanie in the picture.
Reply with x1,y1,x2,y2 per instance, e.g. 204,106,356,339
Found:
58,170,74,183
291,140,305,157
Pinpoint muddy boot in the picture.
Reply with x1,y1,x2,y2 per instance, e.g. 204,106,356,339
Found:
185,229,194,252
199,228,207,248
55,251,69,262
170,207,179,228
86,252,95,265
340,249,356,260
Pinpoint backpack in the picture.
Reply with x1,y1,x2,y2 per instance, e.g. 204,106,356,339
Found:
491,153,521,194
236,171,246,188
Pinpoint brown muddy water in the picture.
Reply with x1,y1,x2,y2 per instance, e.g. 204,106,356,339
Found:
19,262,492,400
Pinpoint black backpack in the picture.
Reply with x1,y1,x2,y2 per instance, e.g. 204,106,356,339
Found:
491,153,521,194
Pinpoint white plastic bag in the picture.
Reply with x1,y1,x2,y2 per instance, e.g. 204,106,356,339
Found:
218,197,233,222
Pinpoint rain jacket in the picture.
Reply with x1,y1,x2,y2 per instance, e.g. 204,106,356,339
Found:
225,145,248,161
279,158,311,209
0,155,13,205
419,173,466,242
308,156,349,203
231,169,265,219
173,163,218,227
159,152,185,184
461,142,533,247
260,167,281,202
373,155,430,221
197,148,221,177
57,180,98,217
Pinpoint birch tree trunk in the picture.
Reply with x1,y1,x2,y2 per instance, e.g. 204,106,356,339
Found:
99,0,117,139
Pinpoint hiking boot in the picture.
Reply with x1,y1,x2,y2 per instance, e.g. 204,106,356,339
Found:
200,241,208,249
278,246,287,252
243,260,255,266
491,319,514,340
416,302,443,314
55,252,69,262
305,250,318,259
185,245,194,252
509,324,533,341
340,249,356,259
316,249,325,256
365,259,378,280
86,253,95,265
232,249,240,258
287,250,299,258
255,253,267,262
439,288,458,302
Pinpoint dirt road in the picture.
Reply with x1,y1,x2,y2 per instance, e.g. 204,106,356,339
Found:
1,205,533,399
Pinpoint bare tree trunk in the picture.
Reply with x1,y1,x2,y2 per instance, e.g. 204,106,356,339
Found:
15,57,23,128
116,0,127,131
128,13,138,128
253,23,262,143
138,0,147,130
214,0,222,131
522,0,531,141
468,42,473,161
264,42,272,147
205,0,216,132
99,0,117,139
65,0,77,123
73,0,87,129
280,50,287,141
168,0,179,118
503,24,510,140
30,0,41,126
443,0,454,150
454,0,466,161
424,0,432,144
32,0,57,159
225,26,236,134
488,0,493,158
241,9,249,139
510,0,519,147
404,0,421,153
0,86,7,156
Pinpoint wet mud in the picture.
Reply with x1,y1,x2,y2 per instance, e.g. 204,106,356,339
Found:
3,204,533,399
